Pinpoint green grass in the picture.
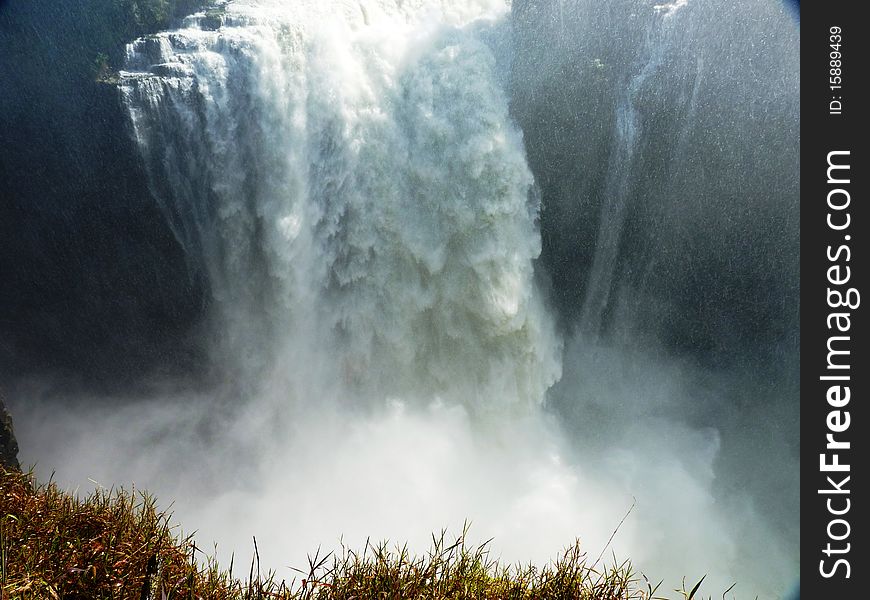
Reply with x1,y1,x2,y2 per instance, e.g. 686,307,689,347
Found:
1,469,711,599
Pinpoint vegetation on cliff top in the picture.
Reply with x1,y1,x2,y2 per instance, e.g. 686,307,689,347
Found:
91,0,214,77
0,469,716,600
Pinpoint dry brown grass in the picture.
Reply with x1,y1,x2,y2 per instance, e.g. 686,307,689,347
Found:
1,469,707,600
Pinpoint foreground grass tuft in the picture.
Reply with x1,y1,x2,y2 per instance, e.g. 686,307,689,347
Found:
1,468,687,599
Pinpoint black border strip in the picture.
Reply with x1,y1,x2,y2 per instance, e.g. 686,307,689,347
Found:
801,1,866,597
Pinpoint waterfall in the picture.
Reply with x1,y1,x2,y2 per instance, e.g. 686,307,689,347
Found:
120,0,561,410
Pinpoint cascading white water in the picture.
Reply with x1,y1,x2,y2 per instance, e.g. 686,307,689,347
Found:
121,0,561,412
115,0,610,578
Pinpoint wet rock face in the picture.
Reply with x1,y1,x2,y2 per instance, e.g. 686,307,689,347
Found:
510,0,800,368
0,394,21,471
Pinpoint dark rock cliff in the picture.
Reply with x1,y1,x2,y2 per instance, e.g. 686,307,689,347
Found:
0,392,20,471
1,1,210,388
